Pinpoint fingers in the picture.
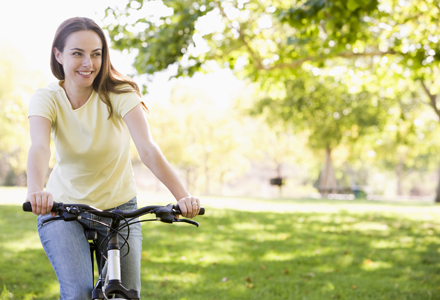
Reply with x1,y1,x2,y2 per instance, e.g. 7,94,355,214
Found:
177,196,201,219
26,191,54,216
33,192,41,215
191,198,200,219
177,198,189,218
47,193,55,216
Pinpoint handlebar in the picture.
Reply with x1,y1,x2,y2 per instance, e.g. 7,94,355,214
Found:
23,201,205,226
23,201,204,217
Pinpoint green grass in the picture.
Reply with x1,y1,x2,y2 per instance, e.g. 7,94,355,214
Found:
1,194,440,299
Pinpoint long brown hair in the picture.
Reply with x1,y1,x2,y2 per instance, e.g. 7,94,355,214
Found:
50,17,148,118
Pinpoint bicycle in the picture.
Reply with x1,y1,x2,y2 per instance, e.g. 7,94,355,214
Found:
23,201,205,300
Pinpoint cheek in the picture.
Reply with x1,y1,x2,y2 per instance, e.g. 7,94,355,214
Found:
92,56,102,68
64,60,78,71
96,60,103,72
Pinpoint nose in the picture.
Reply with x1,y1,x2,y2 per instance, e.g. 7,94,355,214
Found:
82,55,93,68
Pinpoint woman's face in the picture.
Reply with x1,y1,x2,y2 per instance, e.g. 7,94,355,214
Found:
54,30,103,90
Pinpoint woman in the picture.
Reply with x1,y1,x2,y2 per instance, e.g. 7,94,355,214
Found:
26,17,200,299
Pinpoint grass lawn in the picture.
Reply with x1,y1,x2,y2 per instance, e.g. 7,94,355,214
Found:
1,188,440,299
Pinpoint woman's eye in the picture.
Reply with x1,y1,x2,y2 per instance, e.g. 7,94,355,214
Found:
73,52,81,56
93,53,101,57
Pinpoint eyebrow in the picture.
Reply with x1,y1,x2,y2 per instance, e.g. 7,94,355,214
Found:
70,48,102,52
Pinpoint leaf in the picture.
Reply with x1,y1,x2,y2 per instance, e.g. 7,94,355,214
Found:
347,0,360,11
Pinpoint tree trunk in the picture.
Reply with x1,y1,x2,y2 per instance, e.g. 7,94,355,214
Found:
395,157,404,196
276,163,283,198
319,146,337,197
420,81,440,203
436,165,440,203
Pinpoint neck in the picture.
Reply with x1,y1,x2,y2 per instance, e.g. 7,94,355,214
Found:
62,81,94,109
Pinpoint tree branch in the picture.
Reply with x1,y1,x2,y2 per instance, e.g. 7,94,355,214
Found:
266,49,398,70
420,80,440,120
215,1,264,70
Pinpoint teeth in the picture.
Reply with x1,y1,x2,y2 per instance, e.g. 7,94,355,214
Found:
79,71,92,75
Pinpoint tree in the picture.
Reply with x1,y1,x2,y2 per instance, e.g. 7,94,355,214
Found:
369,87,439,196
104,0,440,198
277,0,440,200
251,71,392,194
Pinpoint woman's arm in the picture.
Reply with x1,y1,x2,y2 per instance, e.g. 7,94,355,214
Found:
123,104,200,218
26,116,54,216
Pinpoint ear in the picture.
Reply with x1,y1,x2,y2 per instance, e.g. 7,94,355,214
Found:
53,47,63,65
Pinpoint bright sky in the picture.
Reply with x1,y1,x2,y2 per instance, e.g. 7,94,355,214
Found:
0,0,242,107
0,0,133,80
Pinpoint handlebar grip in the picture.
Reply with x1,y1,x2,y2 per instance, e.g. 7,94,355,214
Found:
199,207,205,215
173,205,205,215
23,201,60,212
22,202,32,212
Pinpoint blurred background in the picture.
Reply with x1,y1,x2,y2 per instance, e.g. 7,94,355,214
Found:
1,0,440,202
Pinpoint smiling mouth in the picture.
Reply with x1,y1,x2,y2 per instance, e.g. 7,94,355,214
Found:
78,71,93,76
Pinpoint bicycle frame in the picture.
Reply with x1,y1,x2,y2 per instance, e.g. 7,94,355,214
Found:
92,216,139,300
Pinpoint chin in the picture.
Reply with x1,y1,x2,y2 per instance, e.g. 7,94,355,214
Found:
76,78,96,88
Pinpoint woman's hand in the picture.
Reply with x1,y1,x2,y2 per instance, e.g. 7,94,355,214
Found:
177,196,201,219
26,191,55,216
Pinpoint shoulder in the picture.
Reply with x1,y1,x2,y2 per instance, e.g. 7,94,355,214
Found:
31,82,63,102
109,88,142,118
110,84,142,102
28,82,63,122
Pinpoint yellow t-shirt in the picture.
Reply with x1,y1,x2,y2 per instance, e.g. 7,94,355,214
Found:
28,81,141,209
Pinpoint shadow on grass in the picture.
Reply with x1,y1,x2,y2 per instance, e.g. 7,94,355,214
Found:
139,209,440,300
1,204,439,300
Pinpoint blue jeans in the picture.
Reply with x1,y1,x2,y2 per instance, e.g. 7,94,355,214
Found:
37,197,142,300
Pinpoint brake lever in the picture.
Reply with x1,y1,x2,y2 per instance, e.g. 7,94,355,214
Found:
174,218,199,227
41,209,81,225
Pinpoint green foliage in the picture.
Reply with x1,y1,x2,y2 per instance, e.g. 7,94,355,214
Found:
279,0,440,74
104,0,440,100
0,286,13,300
278,0,380,56
104,0,215,85
104,0,440,193
2,197,440,299
253,72,391,150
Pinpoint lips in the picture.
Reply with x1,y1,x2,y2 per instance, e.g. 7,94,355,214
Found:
77,71,94,78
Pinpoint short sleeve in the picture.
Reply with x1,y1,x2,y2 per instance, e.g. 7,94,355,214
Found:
112,92,142,118
28,88,56,123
